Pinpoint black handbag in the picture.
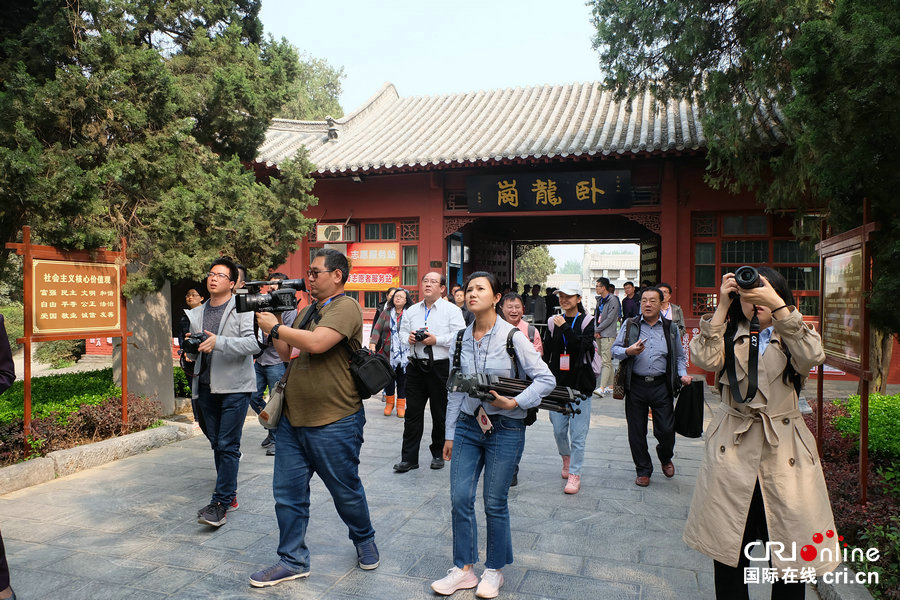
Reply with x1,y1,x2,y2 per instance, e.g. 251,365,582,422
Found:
342,340,395,398
674,380,705,438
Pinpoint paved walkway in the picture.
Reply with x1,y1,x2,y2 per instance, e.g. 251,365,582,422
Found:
1,379,868,599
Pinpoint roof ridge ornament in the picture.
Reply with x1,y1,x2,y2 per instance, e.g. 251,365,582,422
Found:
326,116,338,141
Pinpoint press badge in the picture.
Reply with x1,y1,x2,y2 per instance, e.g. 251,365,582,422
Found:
559,353,571,371
475,405,494,435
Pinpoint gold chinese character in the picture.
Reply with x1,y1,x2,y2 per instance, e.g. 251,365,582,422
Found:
497,180,519,207
533,179,562,206
575,178,606,204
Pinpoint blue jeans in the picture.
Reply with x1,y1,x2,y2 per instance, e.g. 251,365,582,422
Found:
195,387,251,505
273,408,375,574
549,395,592,475
250,362,286,441
450,412,524,569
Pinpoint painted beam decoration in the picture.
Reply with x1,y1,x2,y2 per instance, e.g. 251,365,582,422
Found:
466,171,632,212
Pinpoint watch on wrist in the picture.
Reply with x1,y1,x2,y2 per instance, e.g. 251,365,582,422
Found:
270,324,280,340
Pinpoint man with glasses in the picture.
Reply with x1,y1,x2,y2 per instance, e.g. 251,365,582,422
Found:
185,258,259,527
251,248,379,587
394,272,465,473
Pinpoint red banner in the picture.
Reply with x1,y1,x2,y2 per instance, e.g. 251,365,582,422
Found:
348,243,400,267
346,266,400,291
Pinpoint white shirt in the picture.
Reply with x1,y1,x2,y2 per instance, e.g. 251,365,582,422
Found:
399,297,466,361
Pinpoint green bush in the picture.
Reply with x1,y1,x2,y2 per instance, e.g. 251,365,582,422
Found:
833,393,900,458
35,339,86,368
173,366,191,398
0,303,23,350
0,368,120,425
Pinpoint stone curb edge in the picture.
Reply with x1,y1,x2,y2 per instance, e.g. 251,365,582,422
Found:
0,420,201,497
817,564,877,600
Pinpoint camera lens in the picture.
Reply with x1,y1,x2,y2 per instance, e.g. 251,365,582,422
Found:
734,266,761,290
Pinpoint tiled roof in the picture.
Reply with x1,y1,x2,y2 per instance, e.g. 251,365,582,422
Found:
256,82,758,175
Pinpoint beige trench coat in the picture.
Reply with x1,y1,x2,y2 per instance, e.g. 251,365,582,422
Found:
683,309,840,575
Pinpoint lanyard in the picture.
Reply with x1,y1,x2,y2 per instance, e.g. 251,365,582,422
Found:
562,311,580,352
423,304,434,327
471,330,494,374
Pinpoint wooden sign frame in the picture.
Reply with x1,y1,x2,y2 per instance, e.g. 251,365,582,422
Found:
6,226,133,453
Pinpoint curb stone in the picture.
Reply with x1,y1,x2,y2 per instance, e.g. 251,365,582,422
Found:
0,421,202,496
817,564,877,600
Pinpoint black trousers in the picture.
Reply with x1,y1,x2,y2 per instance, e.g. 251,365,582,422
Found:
624,377,675,477
714,481,806,600
401,359,450,464
0,529,9,590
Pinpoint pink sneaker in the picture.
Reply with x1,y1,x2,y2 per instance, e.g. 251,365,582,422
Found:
561,455,571,479
431,567,478,595
564,474,581,494
476,568,504,599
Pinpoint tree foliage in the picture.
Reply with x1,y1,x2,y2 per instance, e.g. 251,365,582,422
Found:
590,0,900,333
277,53,345,121
0,0,326,294
515,245,556,291
559,259,582,275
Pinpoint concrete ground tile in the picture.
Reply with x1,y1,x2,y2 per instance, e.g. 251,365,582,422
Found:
582,557,700,591
329,568,431,599
131,539,238,572
6,542,75,569
535,533,639,562
0,518,80,543
62,581,170,600
638,542,709,569
510,550,585,575
49,552,160,584
395,516,449,537
6,568,89,599
517,570,640,599
200,527,267,550
131,565,206,594
44,529,154,558
406,552,459,580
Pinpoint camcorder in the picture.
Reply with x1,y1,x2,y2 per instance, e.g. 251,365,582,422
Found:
235,278,306,313
182,331,210,354
729,265,764,300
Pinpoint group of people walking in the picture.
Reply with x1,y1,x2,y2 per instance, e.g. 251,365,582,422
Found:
175,247,837,600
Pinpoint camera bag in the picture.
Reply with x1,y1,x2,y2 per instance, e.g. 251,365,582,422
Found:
342,340,395,399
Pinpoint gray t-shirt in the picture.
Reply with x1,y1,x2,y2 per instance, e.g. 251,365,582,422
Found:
256,309,296,366
199,300,228,386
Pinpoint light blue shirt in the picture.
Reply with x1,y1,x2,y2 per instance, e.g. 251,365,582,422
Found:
445,317,556,440
611,315,688,377
759,326,774,357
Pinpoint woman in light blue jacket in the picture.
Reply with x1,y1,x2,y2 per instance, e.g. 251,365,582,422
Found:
431,271,555,599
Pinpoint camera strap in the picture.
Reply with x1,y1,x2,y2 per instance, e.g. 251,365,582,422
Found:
725,307,760,403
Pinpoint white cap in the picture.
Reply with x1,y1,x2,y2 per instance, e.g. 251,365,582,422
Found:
555,282,582,297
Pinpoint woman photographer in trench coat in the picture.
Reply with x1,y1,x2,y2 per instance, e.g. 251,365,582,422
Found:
684,267,839,600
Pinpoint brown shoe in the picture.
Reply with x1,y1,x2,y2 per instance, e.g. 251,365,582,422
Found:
662,462,675,478
635,476,650,487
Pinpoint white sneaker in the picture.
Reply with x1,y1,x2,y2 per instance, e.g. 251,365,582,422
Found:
431,566,478,595
592,388,604,398
476,569,504,599
605,387,614,395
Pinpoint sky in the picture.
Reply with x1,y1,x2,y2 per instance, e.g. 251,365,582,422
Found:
259,0,605,112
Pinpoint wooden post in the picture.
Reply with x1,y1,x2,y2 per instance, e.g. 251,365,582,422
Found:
22,227,32,452
120,236,129,430
859,200,871,504
816,219,825,461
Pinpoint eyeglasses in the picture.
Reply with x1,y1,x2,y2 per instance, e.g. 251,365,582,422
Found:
422,278,441,284
206,272,232,281
306,269,336,279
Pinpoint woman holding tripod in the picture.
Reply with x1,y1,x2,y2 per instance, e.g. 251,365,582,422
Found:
684,267,838,599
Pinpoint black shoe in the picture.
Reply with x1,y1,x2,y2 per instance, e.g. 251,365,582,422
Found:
266,444,275,456
510,465,519,487
197,502,227,527
260,431,274,448
430,457,445,470
393,461,419,473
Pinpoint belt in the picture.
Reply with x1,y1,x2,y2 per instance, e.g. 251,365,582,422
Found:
410,357,449,368
633,374,666,383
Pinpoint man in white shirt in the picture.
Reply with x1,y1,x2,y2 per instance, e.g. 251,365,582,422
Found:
395,272,466,472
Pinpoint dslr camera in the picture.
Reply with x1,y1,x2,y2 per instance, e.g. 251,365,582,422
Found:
413,327,429,342
182,331,210,354
729,266,764,300
235,278,306,313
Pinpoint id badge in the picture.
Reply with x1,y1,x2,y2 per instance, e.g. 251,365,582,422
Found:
559,353,571,371
475,405,494,435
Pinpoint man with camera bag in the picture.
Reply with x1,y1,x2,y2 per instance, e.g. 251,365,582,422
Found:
251,248,379,588
394,272,465,473
611,287,692,487
185,258,260,527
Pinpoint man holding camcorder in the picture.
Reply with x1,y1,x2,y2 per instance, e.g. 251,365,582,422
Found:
251,248,379,588
185,257,259,528
394,272,465,473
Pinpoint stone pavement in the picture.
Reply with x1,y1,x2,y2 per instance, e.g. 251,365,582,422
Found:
1,382,854,599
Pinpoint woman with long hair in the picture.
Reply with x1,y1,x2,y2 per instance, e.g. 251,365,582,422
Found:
543,282,595,494
431,272,555,598
369,288,412,417
684,267,838,599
